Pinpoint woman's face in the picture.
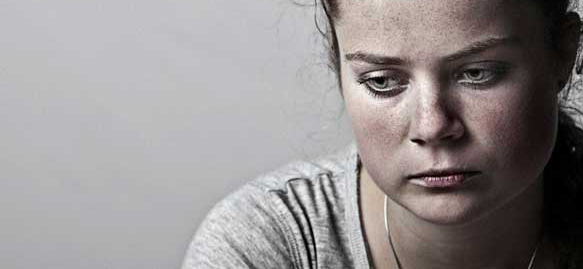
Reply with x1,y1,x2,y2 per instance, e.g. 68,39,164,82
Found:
337,0,565,224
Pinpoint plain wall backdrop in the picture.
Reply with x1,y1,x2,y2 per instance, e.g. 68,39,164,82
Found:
0,0,352,268
5,1,583,269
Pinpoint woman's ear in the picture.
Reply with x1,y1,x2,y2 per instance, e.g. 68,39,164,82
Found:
555,12,582,91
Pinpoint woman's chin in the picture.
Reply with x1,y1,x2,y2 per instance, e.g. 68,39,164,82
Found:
399,193,493,227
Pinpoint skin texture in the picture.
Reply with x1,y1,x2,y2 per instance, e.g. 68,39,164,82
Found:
333,0,581,267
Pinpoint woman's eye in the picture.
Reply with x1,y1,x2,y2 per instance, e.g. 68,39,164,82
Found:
368,77,399,90
459,69,494,83
357,71,409,97
456,64,508,87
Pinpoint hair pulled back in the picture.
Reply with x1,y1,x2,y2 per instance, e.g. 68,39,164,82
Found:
313,0,583,266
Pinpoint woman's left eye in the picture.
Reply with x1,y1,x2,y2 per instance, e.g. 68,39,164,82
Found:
458,69,495,84
455,64,507,87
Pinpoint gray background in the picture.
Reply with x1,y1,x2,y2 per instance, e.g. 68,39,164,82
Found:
0,0,352,268
5,1,583,268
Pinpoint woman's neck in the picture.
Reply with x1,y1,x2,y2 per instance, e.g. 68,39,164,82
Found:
360,168,549,269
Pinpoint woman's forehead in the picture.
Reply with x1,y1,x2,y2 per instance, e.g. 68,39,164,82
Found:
337,0,516,21
334,0,539,33
334,0,542,59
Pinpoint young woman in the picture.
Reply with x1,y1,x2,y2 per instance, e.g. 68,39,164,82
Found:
182,0,583,268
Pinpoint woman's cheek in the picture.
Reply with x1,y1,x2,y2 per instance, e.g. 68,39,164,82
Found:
475,79,557,182
347,92,401,143
346,93,407,185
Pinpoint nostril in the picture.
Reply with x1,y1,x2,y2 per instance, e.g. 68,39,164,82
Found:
410,138,426,145
409,120,465,145
442,133,458,141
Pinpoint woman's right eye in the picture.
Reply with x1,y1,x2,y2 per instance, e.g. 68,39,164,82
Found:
357,70,409,98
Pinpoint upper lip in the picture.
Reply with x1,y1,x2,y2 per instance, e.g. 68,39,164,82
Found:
406,168,481,179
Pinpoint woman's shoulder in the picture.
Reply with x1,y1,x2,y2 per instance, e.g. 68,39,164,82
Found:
182,144,360,269
249,144,357,196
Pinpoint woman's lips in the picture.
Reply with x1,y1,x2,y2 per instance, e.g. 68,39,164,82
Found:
408,171,481,188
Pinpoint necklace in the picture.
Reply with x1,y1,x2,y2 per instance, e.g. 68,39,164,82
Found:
383,195,541,269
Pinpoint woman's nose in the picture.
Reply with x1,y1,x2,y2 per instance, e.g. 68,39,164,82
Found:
408,88,465,146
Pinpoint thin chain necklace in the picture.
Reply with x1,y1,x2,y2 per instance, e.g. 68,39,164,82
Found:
383,195,541,269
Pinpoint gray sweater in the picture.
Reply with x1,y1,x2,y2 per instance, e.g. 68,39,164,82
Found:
181,144,371,269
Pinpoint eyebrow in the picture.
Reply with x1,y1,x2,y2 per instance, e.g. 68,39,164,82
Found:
344,52,406,65
344,36,521,65
443,36,521,62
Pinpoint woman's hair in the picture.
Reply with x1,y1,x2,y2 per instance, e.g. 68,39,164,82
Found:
313,0,583,266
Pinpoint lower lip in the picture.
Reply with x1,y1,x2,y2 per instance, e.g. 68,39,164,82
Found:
409,173,479,188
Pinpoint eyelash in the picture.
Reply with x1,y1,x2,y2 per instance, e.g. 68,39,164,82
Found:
356,70,409,98
455,65,508,88
357,63,509,98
